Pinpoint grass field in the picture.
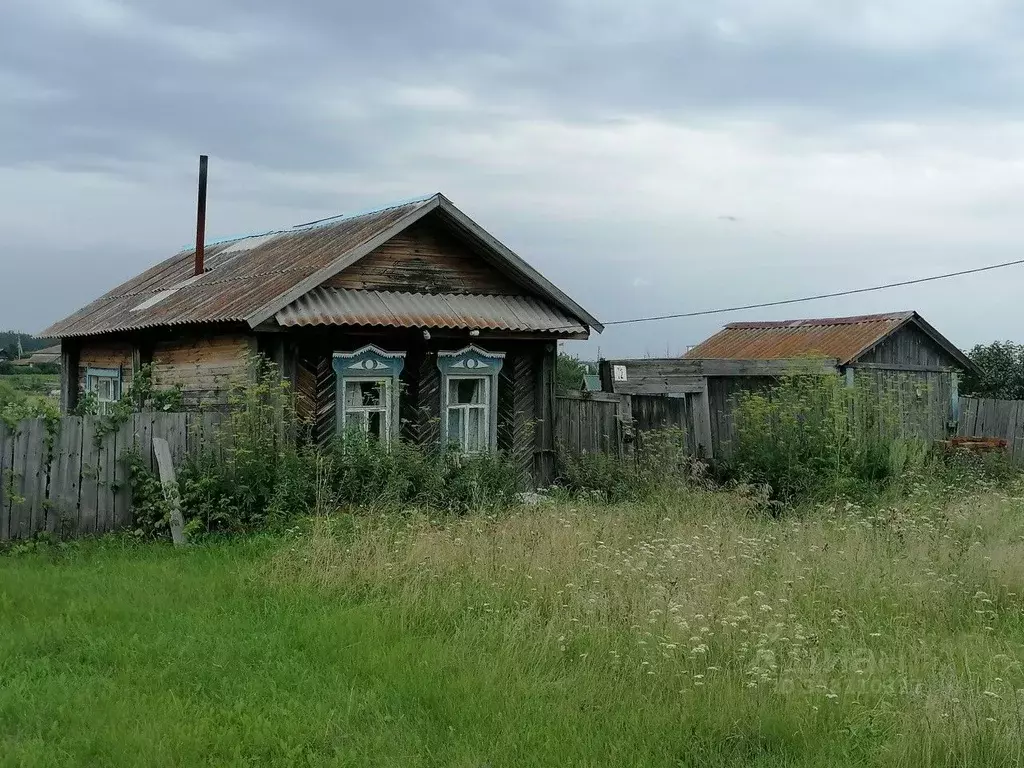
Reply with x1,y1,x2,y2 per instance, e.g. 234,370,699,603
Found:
3,485,1024,766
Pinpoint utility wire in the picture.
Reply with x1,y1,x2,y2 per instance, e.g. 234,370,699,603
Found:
592,256,1024,329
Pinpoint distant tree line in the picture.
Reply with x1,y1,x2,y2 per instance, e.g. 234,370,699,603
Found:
0,330,55,362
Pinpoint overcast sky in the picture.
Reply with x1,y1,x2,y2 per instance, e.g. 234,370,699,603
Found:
3,0,1024,357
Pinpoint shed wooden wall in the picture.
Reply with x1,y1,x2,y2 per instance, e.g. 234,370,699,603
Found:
151,334,253,408
292,330,555,487
707,376,775,458
855,323,952,368
848,369,953,441
324,218,524,296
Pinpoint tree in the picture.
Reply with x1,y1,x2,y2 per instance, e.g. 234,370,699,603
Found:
555,353,590,393
962,341,1024,400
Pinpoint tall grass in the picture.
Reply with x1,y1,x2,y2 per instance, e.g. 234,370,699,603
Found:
270,484,1024,766
5,483,1024,764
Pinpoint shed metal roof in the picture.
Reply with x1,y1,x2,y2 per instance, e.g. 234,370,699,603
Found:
275,288,588,334
42,194,601,338
684,311,976,371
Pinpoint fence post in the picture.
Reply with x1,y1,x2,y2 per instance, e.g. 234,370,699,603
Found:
950,373,960,433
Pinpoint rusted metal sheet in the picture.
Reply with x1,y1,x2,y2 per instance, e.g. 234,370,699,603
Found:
684,312,915,365
275,287,588,335
42,198,436,337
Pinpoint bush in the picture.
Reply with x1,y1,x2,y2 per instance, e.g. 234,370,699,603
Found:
728,374,935,503
328,432,519,514
0,377,59,430
128,356,522,538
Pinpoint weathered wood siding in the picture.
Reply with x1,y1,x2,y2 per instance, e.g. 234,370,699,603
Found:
325,218,524,295
152,334,252,408
293,331,550,487
856,323,951,367
851,369,953,441
77,339,134,393
598,358,836,396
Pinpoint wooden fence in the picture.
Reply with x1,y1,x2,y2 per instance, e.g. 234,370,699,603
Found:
6,395,1023,541
554,392,696,460
554,392,630,459
0,412,224,541
957,397,1024,462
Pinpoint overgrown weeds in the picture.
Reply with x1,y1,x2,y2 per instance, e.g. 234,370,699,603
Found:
557,427,708,502
727,374,945,503
128,356,522,538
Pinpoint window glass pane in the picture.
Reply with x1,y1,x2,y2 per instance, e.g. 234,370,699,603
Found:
367,411,383,439
89,376,118,402
447,409,462,447
466,407,484,453
360,381,383,406
456,378,483,405
345,380,384,407
344,411,364,432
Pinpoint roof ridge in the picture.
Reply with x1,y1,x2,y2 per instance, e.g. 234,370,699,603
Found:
178,195,439,250
726,311,914,329
290,193,438,231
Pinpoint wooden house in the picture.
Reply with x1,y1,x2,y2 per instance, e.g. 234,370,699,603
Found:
42,194,602,485
601,312,979,458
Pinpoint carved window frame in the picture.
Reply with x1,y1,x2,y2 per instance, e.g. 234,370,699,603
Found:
437,346,505,454
332,345,406,445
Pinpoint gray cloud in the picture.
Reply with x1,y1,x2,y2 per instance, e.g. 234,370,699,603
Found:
3,0,1024,356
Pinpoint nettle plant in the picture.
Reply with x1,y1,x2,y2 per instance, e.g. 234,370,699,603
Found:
729,373,934,503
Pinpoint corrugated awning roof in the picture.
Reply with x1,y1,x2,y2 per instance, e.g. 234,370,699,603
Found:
275,288,588,335
684,312,916,365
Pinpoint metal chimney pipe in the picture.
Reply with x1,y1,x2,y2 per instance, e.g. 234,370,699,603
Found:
195,154,208,275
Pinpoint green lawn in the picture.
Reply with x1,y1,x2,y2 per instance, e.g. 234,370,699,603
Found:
3,487,1024,767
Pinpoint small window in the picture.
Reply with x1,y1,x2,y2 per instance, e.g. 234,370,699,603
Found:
437,346,505,455
446,377,489,453
85,368,121,413
342,379,390,442
333,346,406,446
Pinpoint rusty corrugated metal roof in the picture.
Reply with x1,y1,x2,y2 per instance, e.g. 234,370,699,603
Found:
684,312,916,364
43,198,435,338
42,193,602,338
276,288,588,334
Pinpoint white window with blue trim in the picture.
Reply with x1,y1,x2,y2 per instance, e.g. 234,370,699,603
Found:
437,346,504,454
85,367,121,412
333,346,405,445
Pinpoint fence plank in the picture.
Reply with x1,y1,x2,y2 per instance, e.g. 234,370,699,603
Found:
95,423,116,535
1006,401,1022,464
8,421,32,539
25,419,50,538
137,411,155,473
113,419,135,531
79,417,100,536
49,416,83,537
0,422,11,540
152,412,187,466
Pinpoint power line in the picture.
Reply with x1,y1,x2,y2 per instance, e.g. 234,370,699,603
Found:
596,256,1024,329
